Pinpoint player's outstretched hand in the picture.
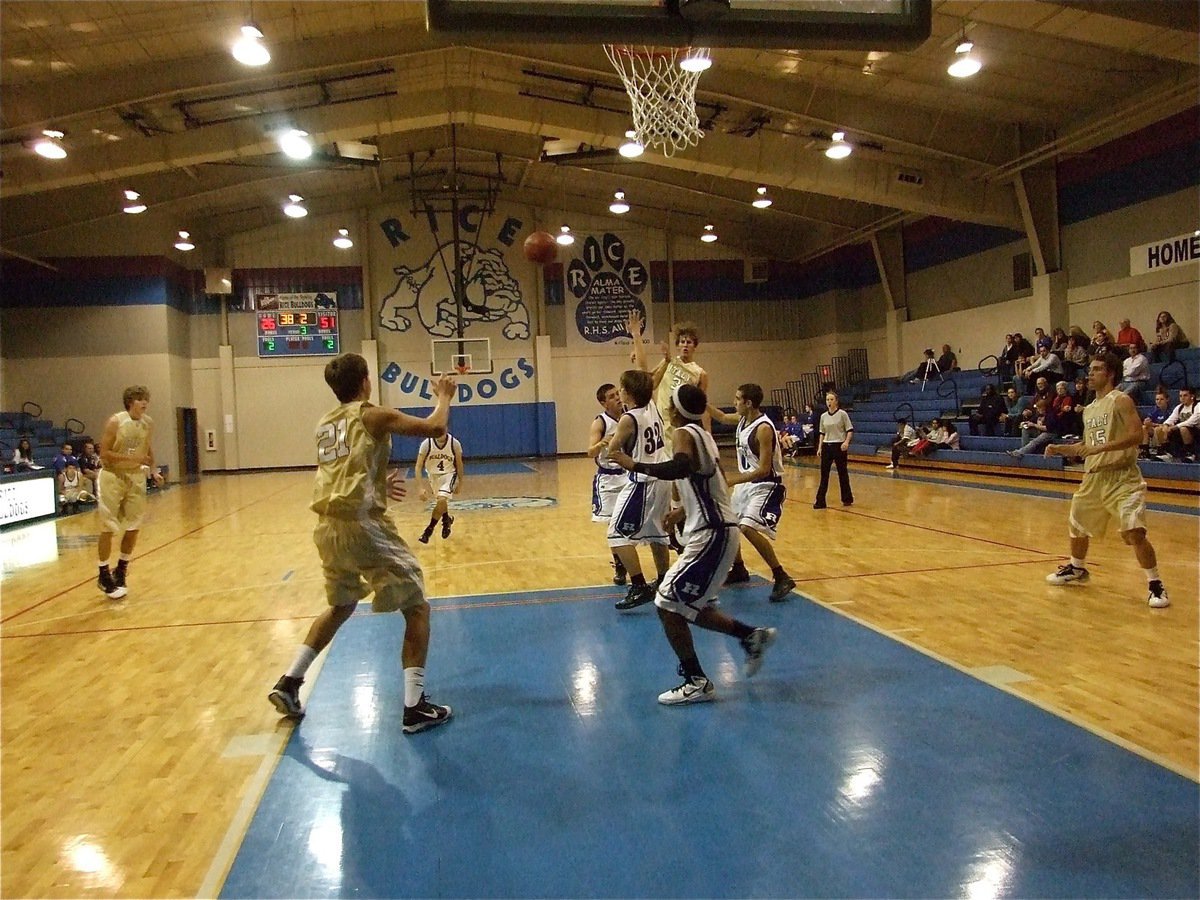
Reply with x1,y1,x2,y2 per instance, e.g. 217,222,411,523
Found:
433,374,456,401
626,309,643,338
386,469,408,502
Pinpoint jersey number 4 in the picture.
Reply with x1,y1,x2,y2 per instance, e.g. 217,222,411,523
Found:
317,419,350,462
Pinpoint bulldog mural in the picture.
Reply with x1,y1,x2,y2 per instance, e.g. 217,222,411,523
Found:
379,242,530,340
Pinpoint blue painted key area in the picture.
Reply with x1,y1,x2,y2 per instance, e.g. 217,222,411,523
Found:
222,585,1198,898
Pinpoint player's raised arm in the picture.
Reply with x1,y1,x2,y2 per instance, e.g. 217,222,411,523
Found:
364,375,455,440
707,404,739,426
627,309,650,373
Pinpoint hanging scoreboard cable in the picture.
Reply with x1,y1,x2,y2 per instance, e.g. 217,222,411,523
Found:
256,292,340,357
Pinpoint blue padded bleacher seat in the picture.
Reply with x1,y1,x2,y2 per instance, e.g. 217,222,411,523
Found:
1139,458,1199,480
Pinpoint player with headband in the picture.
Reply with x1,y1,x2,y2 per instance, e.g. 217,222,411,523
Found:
608,382,777,705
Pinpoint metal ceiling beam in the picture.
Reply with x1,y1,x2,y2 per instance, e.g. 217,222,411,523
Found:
2,81,1022,229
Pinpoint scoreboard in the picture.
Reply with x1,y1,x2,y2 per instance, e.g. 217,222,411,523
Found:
256,293,339,357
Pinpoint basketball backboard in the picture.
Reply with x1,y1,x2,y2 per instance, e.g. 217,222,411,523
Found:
431,337,494,375
426,0,931,50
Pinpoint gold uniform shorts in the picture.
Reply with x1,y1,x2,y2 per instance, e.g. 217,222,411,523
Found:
97,468,147,533
313,514,427,612
1068,465,1147,539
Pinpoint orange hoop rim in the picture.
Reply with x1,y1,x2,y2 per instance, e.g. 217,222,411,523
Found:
605,44,691,60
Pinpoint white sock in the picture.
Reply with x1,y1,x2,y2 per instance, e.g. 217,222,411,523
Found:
1144,567,1161,583
404,667,425,707
119,553,132,562
285,645,318,679
1069,557,1086,569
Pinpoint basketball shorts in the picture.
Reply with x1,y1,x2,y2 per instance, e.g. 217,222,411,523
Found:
429,472,458,499
1068,466,1147,539
314,514,427,613
655,524,740,622
731,480,786,539
591,469,627,522
97,468,147,533
606,478,670,547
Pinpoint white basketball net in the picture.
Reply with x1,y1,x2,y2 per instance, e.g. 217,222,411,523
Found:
604,45,708,157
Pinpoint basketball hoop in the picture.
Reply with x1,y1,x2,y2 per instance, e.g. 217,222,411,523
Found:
604,45,708,157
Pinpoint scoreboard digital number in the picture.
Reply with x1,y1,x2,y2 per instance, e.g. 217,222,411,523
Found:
257,309,339,357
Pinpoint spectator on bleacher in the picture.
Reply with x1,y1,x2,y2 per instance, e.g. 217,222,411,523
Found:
778,417,800,457
1089,321,1117,358
1031,376,1053,409
896,348,939,384
1000,387,1029,436
57,461,96,514
886,417,918,469
799,405,816,444
1153,386,1198,462
1149,310,1190,363
1015,345,1063,395
925,418,952,449
52,442,77,477
1072,374,1094,407
1116,318,1144,356
941,420,961,450
1140,388,1174,460
1033,328,1051,353
1009,382,1077,458
1050,327,1069,355
1060,334,1089,382
1013,333,1035,358
1068,325,1089,343
999,334,1020,378
936,344,959,372
1018,397,1049,444
1117,340,1151,397
12,438,39,471
969,385,1006,436
77,440,102,494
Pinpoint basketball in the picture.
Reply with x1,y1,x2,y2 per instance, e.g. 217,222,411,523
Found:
523,230,558,265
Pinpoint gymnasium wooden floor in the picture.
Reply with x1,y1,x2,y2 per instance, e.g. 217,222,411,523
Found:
1,457,1196,898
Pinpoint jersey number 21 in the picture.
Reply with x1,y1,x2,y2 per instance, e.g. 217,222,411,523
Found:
317,419,350,462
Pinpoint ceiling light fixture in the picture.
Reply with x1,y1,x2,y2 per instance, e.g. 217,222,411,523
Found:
332,228,354,249
751,186,772,209
279,129,313,159
609,191,630,215
825,131,852,160
174,231,195,252
282,194,308,218
33,129,67,159
122,189,146,214
678,47,712,73
947,40,981,78
232,24,270,67
555,225,575,246
618,130,644,159
700,223,718,243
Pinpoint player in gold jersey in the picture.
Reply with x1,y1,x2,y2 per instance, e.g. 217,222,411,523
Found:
269,353,458,732
96,386,164,600
1044,354,1169,608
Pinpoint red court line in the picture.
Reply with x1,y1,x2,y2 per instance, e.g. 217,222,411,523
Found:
0,613,317,639
793,556,1052,584
1,481,300,626
1,590,619,639
791,499,1062,557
